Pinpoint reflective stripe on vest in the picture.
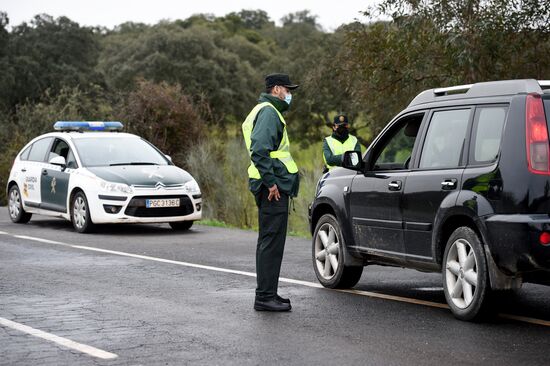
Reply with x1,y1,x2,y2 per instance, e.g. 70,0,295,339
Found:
242,102,299,179
323,135,358,170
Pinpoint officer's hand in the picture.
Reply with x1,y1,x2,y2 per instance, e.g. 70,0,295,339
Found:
268,184,280,201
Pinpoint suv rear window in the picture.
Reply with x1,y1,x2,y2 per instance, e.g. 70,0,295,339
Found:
470,106,507,164
419,109,471,169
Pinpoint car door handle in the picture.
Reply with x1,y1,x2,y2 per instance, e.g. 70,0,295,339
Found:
21,168,26,173
441,179,457,190
42,169,48,176
388,180,402,191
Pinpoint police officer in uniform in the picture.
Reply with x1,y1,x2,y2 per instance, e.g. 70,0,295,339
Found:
323,114,361,172
242,73,299,312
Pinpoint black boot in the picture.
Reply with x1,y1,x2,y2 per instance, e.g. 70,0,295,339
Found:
276,295,291,304
254,298,291,312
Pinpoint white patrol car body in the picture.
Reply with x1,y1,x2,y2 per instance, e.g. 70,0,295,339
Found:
7,128,202,226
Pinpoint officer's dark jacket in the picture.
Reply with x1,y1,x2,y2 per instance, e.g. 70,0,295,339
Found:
249,93,300,197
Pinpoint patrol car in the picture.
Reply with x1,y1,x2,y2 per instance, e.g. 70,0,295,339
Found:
6,121,202,233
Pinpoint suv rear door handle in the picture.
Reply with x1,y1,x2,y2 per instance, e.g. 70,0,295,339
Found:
388,180,402,191
441,179,457,190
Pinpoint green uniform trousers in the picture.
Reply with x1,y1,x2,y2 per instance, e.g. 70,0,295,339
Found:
254,186,289,300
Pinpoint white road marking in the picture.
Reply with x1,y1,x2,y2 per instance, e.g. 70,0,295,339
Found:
498,313,550,327
2,231,550,327
415,287,444,292
0,317,118,360
337,288,449,309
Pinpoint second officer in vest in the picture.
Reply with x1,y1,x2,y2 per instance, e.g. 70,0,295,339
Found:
323,114,361,172
242,73,299,312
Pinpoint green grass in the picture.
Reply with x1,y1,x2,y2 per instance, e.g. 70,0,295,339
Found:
195,219,246,230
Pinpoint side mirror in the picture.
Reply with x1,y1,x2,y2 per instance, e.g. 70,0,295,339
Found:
165,155,173,163
342,151,364,171
49,156,67,169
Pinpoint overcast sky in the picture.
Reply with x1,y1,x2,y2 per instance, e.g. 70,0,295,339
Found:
2,0,381,31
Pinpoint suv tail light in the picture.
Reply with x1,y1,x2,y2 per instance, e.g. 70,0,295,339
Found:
526,93,550,174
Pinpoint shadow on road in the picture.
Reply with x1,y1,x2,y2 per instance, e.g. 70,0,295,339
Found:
20,217,202,237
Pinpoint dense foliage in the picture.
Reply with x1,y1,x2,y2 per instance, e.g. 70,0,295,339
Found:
1,2,549,234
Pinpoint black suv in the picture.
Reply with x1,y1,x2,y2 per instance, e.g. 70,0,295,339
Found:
309,79,550,321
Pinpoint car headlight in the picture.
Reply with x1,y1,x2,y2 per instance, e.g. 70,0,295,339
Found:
99,180,133,194
183,179,200,194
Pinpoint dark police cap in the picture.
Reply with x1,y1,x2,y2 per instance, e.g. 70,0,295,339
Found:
333,114,349,125
265,73,299,90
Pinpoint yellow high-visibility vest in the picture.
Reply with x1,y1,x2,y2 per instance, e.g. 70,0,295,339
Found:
324,135,358,170
242,102,298,179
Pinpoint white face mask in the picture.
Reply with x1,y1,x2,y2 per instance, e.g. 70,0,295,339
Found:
284,93,292,105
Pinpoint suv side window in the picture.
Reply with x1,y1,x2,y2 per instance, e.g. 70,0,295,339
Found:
469,106,507,164
28,137,53,162
373,114,423,171
419,109,471,169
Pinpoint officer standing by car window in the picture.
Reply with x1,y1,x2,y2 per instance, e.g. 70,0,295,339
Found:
242,73,300,312
322,114,361,172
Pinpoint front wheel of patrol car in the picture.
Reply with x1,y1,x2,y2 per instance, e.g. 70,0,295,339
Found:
312,213,363,289
442,226,492,321
71,191,95,233
169,221,193,231
8,185,32,223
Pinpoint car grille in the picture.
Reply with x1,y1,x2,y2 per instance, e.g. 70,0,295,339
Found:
124,195,194,217
133,183,185,190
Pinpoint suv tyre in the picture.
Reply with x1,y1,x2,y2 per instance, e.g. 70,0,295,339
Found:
312,214,363,288
8,185,32,223
443,226,492,321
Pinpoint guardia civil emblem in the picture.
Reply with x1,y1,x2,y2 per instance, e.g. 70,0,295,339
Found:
51,177,57,194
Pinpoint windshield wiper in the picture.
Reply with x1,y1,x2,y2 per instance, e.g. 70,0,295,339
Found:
109,162,160,166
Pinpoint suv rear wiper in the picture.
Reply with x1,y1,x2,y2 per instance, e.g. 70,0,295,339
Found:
109,162,160,166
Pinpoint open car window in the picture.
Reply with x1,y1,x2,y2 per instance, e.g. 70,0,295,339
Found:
372,114,423,171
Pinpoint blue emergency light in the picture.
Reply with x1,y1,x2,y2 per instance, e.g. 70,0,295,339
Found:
53,121,124,132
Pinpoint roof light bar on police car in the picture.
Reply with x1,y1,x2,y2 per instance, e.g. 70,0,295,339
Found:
54,121,124,132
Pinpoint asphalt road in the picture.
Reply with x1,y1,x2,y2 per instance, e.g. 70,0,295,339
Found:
1,207,550,366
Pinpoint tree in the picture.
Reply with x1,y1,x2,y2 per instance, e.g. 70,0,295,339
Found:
333,0,550,135
99,22,262,124
281,10,320,28
237,10,273,30
2,14,102,110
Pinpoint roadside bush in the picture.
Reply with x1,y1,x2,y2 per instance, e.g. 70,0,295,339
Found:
184,137,257,228
118,79,205,168
185,135,324,237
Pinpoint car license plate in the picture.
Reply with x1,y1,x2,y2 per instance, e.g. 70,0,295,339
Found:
146,198,180,208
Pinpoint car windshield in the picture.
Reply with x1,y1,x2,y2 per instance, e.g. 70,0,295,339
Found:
73,137,169,167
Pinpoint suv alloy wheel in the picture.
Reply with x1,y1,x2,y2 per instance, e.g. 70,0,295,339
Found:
443,227,491,321
313,214,363,288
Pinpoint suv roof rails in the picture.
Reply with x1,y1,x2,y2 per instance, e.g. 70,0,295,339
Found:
539,80,550,94
409,79,547,107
